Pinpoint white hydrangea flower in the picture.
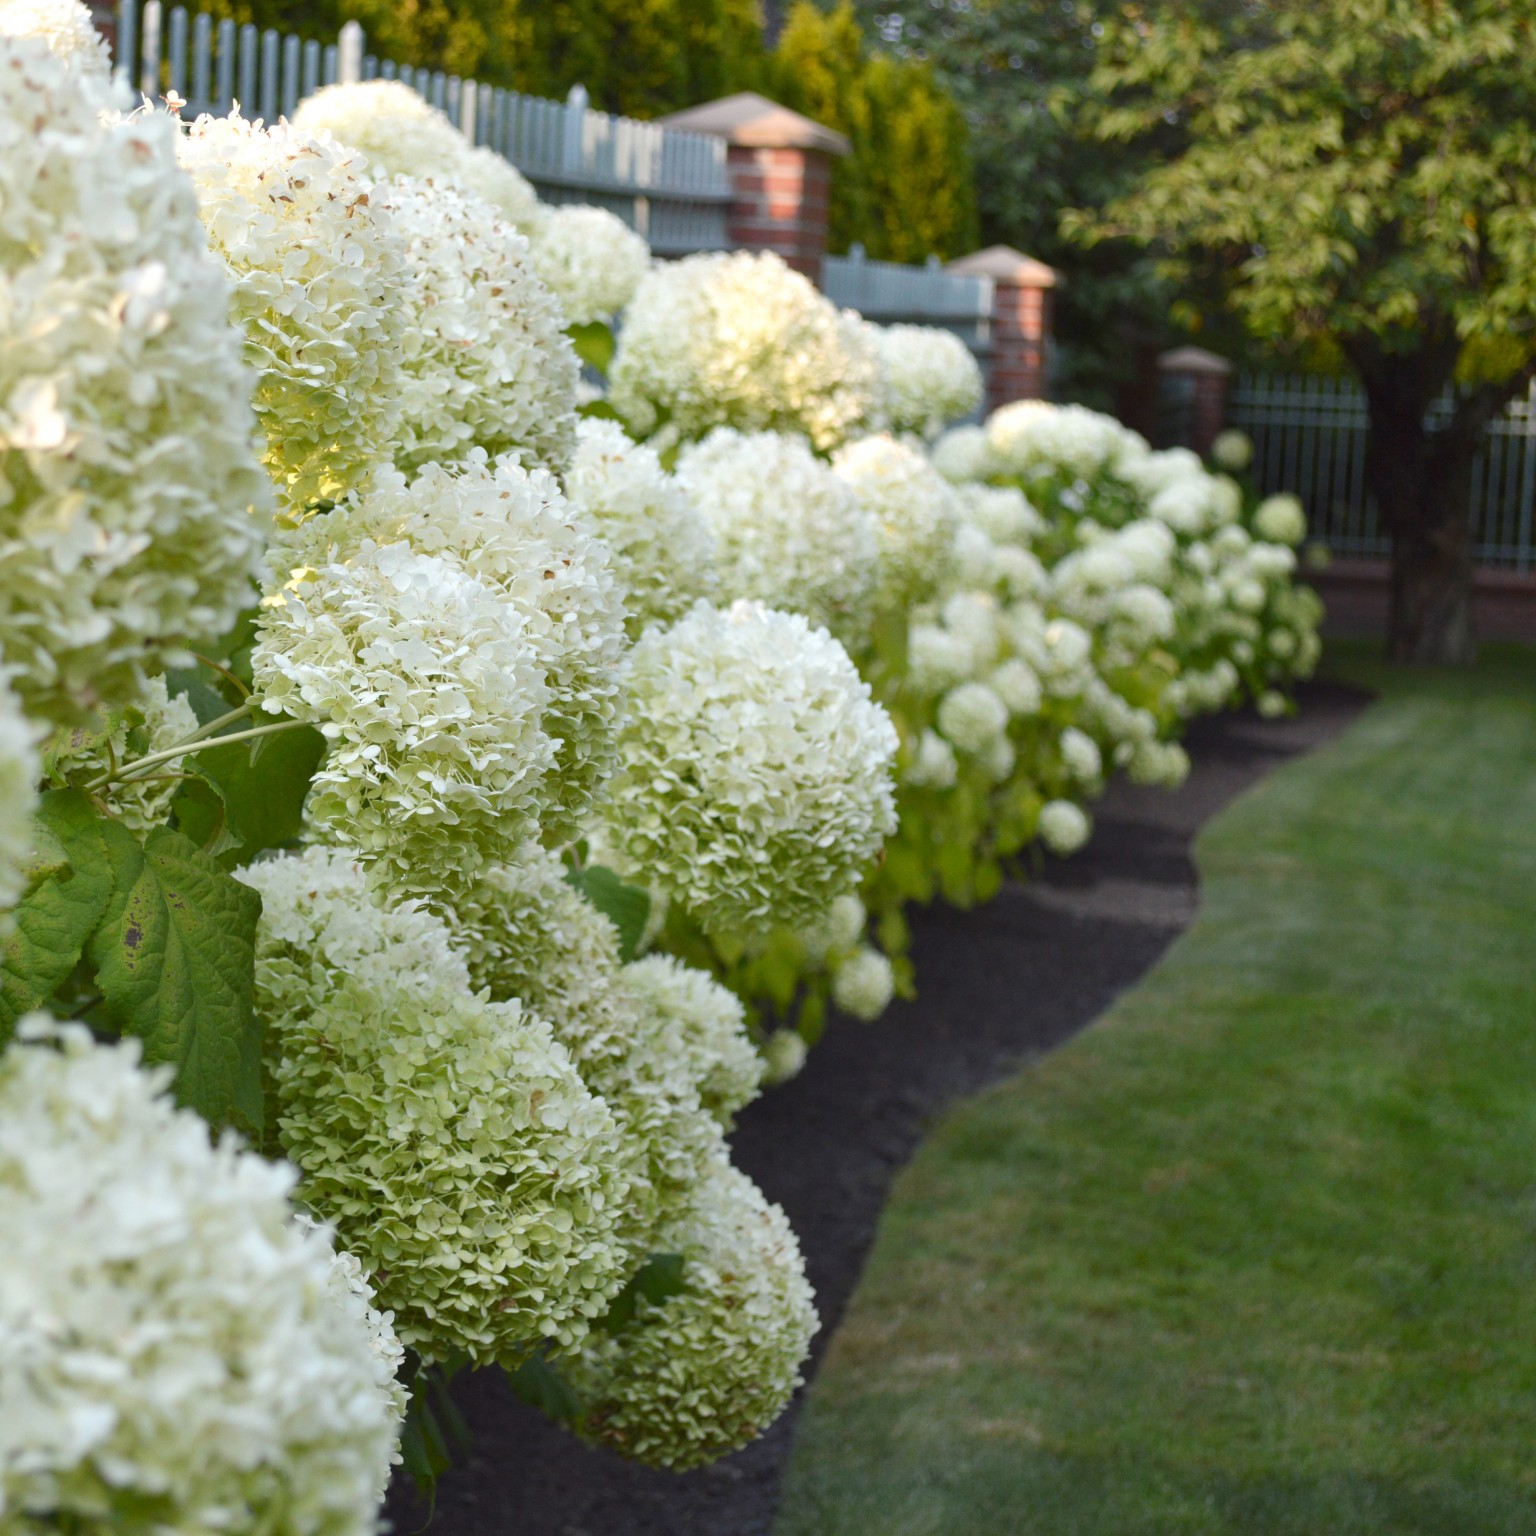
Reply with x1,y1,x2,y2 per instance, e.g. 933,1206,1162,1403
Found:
875,324,983,439
1210,428,1254,472
936,680,1008,754
1059,725,1103,785
831,946,895,1021
907,623,978,694
1257,688,1289,719
0,677,38,916
798,890,867,964
567,418,715,636
676,429,880,645
985,400,1147,480
456,144,544,231
1254,492,1308,545
833,433,961,609
277,454,625,842
989,657,1044,718
1126,738,1190,787
1039,798,1091,854
179,112,409,508
565,1157,818,1470
598,600,898,937
0,0,106,66
240,848,632,1360
0,39,269,721
957,482,1044,546
50,674,196,835
905,727,959,789
375,175,578,474
929,422,996,483
763,1028,808,1085
0,1019,403,1535
292,79,470,182
609,250,877,450
252,540,556,890
528,204,651,325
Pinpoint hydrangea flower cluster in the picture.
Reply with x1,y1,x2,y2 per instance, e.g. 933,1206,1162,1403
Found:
676,429,880,644
875,324,984,439
609,250,878,450
566,419,716,636
292,79,475,183
528,204,651,325
239,847,632,1360
0,0,106,64
0,1020,403,1536
0,676,37,916
179,112,409,508
597,601,898,937
0,35,268,722
1255,492,1308,545
565,1157,818,1470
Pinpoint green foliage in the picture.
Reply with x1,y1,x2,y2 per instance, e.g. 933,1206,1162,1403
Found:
564,863,650,963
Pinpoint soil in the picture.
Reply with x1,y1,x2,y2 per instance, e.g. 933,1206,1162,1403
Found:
385,680,1369,1536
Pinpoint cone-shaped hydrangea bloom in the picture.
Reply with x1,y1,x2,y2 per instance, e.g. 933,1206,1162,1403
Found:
565,1157,818,1470
566,419,715,637
0,37,268,722
251,540,556,890
0,1019,404,1536
0,676,37,916
374,175,578,474
833,434,961,610
277,454,625,841
528,204,651,325
239,848,632,1360
440,843,758,1257
598,600,898,937
291,79,471,182
0,0,106,65
609,250,877,450
178,112,409,509
875,324,983,439
676,429,880,645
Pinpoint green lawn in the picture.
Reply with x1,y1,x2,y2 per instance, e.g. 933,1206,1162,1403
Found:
776,648,1536,1536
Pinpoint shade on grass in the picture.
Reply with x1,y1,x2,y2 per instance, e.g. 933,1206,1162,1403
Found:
776,647,1536,1536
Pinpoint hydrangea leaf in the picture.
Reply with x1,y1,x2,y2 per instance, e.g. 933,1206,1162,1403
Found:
568,320,616,379
87,826,263,1136
0,790,115,1035
598,1252,687,1335
505,1353,583,1427
566,864,650,962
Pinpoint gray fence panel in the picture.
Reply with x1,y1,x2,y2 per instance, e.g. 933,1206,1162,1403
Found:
823,246,994,357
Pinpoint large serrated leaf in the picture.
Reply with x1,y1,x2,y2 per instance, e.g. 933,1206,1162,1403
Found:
87,826,264,1135
565,863,650,962
0,790,117,1035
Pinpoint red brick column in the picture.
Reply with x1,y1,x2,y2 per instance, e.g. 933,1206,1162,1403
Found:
724,144,835,280
947,246,1060,411
1158,346,1233,455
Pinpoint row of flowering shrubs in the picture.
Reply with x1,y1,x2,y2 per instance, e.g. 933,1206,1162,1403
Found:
0,2,1321,1528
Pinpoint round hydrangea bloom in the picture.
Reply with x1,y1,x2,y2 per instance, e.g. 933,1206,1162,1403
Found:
51,674,196,835
989,657,1043,718
565,1157,818,1470
1210,428,1254,473
179,112,408,509
1039,798,1091,855
1254,492,1308,545
609,250,877,450
798,890,866,965
456,144,543,231
676,429,880,644
986,399,1147,480
1127,738,1190,787
528,204,650,325
0,1019,404,1535
0,0,106,66
831,946,895,1021
936,681,1008,754
1059,725,1103,785
833,434,960,609
240,848,631,1360
875,324,983,439
0,677,38,915
763,1028,808,1085
598,601,898,936
905,727,958,790
0,38,269,722
929,422,995,483
252,541,555,890
375,175,578,474
291,79,469,182
567,418,715,636
277,455,625,841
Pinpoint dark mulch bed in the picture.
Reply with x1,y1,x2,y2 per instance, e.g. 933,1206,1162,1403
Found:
386,680,1368,1536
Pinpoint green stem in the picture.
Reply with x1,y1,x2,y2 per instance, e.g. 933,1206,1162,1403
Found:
86,719,305,792
184,701,253,744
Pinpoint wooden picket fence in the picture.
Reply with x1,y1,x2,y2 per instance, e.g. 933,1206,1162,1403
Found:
1227,373,1536,570
822,245,994,360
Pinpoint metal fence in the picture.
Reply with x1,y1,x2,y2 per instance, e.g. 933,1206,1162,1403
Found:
823,245,994,359
111,0,733,254
1227,372,1536,570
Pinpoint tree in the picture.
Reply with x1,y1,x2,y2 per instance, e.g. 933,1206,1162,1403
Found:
1069,0,1536,663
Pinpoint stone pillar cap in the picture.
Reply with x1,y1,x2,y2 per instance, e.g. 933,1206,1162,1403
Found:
947,245,1060,287
1158,345,1233,375
658,92,850,156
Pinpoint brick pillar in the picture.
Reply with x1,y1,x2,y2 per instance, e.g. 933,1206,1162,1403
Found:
1158,346,1233,455
657,92,850,283
947,246,1060,412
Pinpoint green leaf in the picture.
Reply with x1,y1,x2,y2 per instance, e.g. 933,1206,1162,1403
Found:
160,666,236,728
171,719,325,869
567,319,616,378
0,790,116,1035
599,1251,688,1335
565,864,650,962
505,1353,584,1426
87,826,263,1135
